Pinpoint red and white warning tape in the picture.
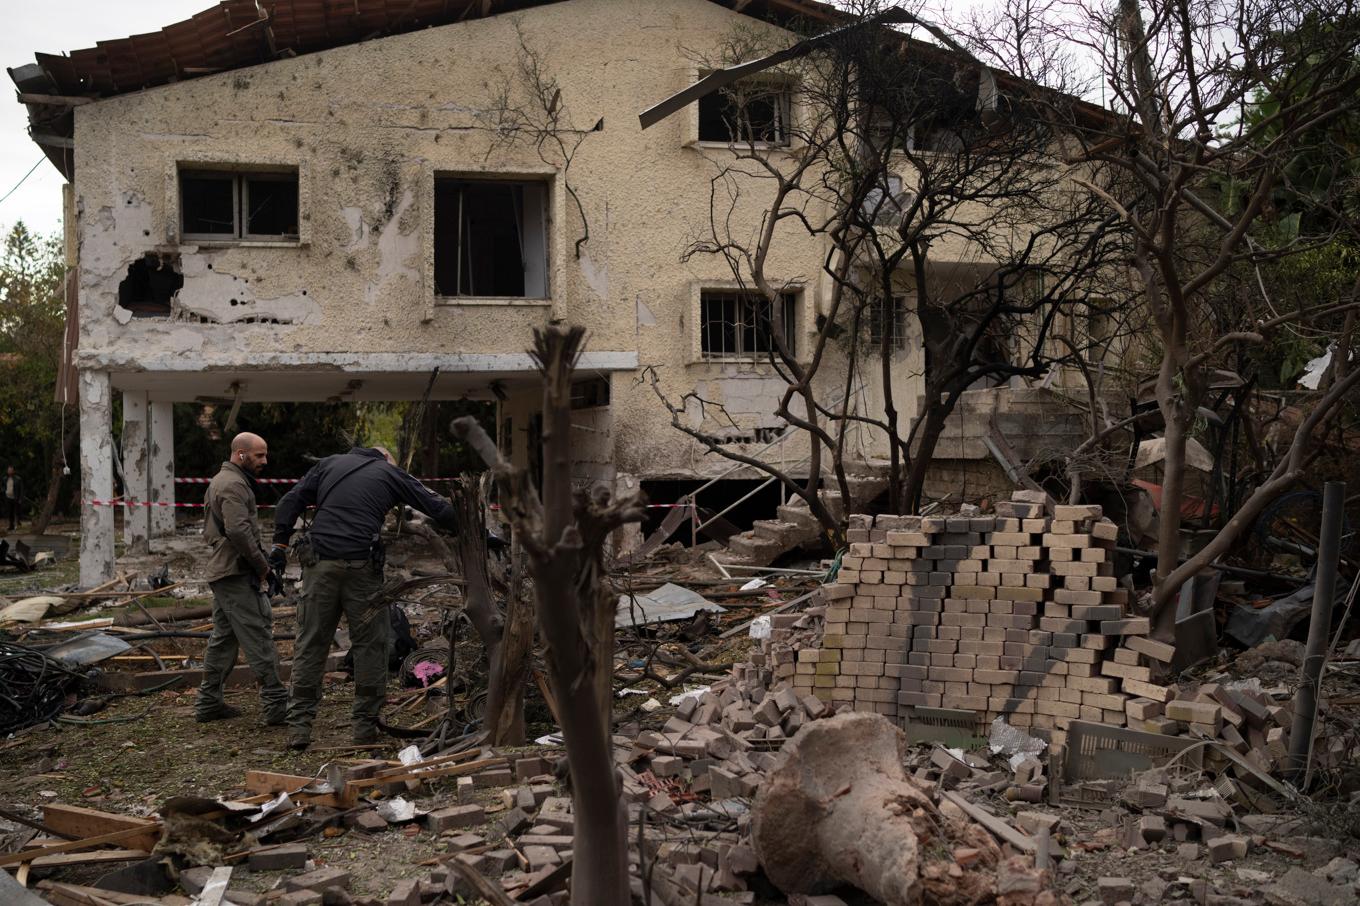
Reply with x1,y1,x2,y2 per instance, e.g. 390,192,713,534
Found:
173,476,459,485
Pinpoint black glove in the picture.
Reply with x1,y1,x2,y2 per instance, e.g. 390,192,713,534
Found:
268,546,288,574
266,569,285,599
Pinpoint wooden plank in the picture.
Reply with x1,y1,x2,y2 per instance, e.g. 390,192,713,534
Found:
36,881,179,906
27,849,148,869
16,93,95,106
243,771,343,808
346,757,507,791
0,825,159,867
940,790,1036,853
368,748,484,780
41,804,160,852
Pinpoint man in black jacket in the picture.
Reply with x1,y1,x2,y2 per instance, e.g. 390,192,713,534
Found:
271,446,457,750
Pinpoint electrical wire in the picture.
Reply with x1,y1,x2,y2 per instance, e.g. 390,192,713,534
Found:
0,158,43,207
0,641,85,734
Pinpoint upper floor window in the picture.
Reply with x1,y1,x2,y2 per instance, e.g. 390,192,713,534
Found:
434,178,549,298
701,290,796,360
697,79,792,146
180,168,299,241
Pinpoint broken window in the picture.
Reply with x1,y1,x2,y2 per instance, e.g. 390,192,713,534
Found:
866,295,909,352
434,178,548,298
697,78,792,145
117,253,184,317
700,290,796,360
179,168,299,241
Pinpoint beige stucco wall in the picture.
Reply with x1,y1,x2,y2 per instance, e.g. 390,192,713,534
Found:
70,0,933,481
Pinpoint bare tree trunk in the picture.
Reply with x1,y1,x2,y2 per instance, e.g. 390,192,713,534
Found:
454,325,640,906
901,397,951,512
450,478,531,746
34,421,78,534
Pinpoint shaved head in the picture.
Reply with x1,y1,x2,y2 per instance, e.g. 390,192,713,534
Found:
231,432,265,454
230,433,269,476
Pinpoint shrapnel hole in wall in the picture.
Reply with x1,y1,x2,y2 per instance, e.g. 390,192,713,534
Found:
117,253,184,317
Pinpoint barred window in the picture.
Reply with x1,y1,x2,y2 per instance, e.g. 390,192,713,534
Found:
700,291,796,359
867,296,908,351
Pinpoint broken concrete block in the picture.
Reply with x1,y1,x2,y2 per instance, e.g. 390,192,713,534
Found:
1166,699,1223,732
1207,834,1250,863
1097,877,1136,906
385,878,420,906
426,804,485,832
514,757,550,781
651,755,683,777
482,849,519,873
348,811,389,834
248,843,310,871
1015,811,1061,835
1177,843,1200,861
473,768,513,787
499,807,531,836
287,868,351,893
278,891,323,906
523,845,561,871
456,776,475,802
445,832,484,852
1139,814,1167,843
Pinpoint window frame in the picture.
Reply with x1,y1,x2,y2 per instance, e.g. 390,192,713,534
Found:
691,70,796,150
178,166,300,243
697,288,799,362
432,175,551,302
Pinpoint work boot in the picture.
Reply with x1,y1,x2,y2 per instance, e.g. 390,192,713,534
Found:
195,704,242,723
287,729,311,751
264,707,287,727
352,724,382,746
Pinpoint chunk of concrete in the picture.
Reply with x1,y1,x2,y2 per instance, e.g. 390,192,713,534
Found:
751,712,980,905
1207,834,1249,863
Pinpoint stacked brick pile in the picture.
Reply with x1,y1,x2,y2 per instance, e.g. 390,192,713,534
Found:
791,491,1172,739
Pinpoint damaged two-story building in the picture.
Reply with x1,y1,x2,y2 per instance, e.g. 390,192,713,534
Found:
14,0,1110,585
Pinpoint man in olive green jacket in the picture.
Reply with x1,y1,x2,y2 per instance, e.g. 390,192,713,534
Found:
195,432,288,725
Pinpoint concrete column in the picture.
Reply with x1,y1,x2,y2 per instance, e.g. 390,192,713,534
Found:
79,370,115,587
121,390,150,554
149,401,176,536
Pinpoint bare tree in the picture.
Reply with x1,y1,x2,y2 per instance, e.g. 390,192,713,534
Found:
454,325,644,906
644,0,1125,544
1062,0,1360,631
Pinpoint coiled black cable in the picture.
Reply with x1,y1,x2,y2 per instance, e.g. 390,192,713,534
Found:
0,642,86,735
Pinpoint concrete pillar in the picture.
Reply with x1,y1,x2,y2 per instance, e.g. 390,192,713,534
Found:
79,370,115,587
121,390,150,554
149,401,176,537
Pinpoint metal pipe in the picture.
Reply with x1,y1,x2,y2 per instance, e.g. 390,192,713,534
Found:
1288,480,1345,781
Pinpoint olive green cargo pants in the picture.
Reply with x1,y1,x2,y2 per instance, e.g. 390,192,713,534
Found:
286,558,389,742
195,573,288,723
